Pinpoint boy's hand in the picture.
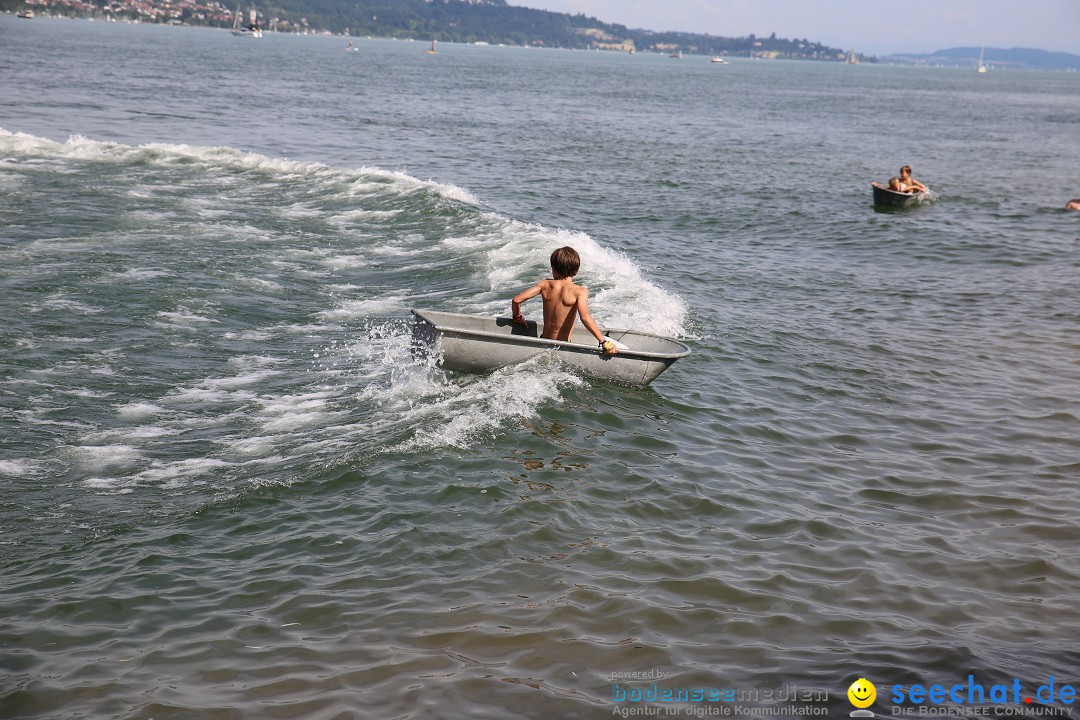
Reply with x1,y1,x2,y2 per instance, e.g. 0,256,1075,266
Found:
600,339,619,355
512,313,528,328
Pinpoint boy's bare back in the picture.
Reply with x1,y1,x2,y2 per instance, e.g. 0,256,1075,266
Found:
511,246,616,353
534,277,587,341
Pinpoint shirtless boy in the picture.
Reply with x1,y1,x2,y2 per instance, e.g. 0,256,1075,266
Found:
511,246,618,355
899,165,928,193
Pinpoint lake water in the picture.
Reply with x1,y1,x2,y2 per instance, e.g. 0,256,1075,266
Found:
2,16,1080,720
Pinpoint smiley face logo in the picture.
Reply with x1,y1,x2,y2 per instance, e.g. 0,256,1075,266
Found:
848,678,877,708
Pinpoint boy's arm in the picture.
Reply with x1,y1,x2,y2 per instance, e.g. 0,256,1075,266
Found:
512,282,544,323
576,288,618,354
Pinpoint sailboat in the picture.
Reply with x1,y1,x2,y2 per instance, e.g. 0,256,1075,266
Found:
848,49,858,65
426,39,438,55
231,5,262,38
977,45,987,73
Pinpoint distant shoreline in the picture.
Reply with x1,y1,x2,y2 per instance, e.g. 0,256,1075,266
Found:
0,2,857,61
6,12,1078,71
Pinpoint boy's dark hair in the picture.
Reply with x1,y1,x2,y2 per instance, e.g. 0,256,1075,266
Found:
550,246,580,278
900,165,912,175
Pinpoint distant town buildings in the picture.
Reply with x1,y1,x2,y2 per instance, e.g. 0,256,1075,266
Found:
11,0,324,31
19,0,234,24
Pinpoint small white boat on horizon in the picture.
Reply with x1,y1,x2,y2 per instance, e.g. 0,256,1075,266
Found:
231,5,262,38
711,56,727,64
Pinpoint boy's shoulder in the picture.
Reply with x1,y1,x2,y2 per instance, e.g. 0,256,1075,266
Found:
568,282,588,302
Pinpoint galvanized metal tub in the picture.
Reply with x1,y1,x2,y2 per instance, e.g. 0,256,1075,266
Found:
411,309,691,387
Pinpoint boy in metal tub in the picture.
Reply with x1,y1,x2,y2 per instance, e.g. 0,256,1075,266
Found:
511,246,620,354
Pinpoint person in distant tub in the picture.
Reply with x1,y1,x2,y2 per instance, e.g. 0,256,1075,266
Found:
510,246,619,355
872,177,916,194
899,165,929,193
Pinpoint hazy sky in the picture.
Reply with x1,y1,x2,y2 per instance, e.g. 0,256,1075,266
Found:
513,1,1080,56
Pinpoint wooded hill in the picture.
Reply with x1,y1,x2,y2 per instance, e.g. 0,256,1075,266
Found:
2,0,857,59
254,0,854,59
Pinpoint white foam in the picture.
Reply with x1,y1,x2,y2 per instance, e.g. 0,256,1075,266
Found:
280,247,331,261
227,435,280,456
443,236,490,250
292,315,595,457
133,458,235,488
370,245,424,258
40,295,103,315
199,370,280,389
117,402,166,419
218,225,277,245
0,459,41,477
75,444,144,471
317,296,406,321
325,208,403,226
254,391,340,433
280,322,340,334
62,388,115,399
260,411,332,433
0,129,479,208
184,196,231,219
227,354,280,369
276,204,324,220
15,409,93,431
319,254,367,271
117,425,180,439
110,268,173,281
153,309,222,330
349,167,480,205
83,477,136,493
483,219,690,339
394,356,585,451
232,276,285,292
223,330,273,341
165,386,256,405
